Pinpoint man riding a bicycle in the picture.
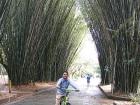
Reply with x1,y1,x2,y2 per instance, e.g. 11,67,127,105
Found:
55,71,79,105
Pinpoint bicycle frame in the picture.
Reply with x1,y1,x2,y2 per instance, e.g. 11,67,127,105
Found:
60,89,78,105
60,91,70,105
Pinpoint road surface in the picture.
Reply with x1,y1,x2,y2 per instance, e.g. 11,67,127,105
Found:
3,78,114,105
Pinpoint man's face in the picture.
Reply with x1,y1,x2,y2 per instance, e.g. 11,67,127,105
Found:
63,72,68,79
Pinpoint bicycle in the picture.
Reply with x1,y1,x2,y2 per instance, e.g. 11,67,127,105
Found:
60,89,79,105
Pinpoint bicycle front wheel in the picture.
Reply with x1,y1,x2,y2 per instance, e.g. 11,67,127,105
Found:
60,101,65,105
60,102,71,105
66,102,71,105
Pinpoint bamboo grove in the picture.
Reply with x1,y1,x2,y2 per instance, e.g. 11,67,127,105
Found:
0,0,86,85
0,0,10,67
1,0,140,95
80,0,140,93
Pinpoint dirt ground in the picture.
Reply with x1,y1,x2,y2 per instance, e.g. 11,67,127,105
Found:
0,82,55,104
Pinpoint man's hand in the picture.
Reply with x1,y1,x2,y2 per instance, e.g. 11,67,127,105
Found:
56,86,60,89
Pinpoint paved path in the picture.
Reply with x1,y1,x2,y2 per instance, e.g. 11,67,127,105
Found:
3,78,114,105
69,78,114,105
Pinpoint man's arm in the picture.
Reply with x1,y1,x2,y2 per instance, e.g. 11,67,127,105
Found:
56,78,62,88
69,79,79,90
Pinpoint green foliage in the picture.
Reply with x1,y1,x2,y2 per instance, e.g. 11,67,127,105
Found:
0,47,7,65
0,0,11,43
80,0,140,93
1,0,86,85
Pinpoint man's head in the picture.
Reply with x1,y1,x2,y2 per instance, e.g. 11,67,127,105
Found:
63,71,68,79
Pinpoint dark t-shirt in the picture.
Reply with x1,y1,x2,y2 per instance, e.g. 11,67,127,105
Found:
87,76,90,83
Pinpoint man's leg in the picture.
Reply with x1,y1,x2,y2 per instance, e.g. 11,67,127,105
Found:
55,95,62,105
87,80,89,87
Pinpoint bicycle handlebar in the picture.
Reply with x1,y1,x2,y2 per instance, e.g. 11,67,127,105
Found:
66,89,80,92
57,87,80,92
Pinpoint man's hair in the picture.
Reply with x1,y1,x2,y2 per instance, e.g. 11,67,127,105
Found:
63,71,68,75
